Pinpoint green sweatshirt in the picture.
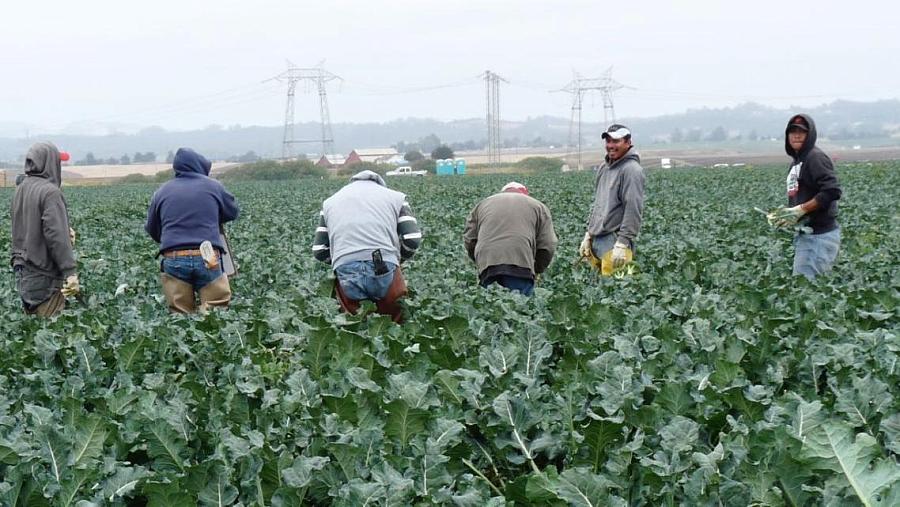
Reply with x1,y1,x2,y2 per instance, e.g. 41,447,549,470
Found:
463,191,558,277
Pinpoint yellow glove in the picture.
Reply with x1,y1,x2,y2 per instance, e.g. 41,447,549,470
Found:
61,274,80,297
69,227,76,247
611,242,630,269
600,244,634,276
578,232,592,259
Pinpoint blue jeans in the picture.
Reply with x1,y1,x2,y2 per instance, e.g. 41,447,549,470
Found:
481,275,535,296
161,255,224,290
793,228,840,280
335,260,397,301
591,233,618,258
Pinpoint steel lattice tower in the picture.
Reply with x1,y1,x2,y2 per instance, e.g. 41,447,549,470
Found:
482,70,507,169
560,68,625,170
270,62,341,160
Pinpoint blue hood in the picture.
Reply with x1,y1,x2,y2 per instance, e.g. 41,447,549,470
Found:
173,148,212,176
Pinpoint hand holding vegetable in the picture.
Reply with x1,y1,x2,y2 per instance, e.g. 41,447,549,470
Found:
61,274,80,297
578,232,592,259
770,205,806,228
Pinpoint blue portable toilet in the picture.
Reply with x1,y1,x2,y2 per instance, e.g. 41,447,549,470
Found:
454,158,466,175
436,159,454,176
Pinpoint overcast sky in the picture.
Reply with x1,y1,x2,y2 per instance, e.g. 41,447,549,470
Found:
2,0,898,134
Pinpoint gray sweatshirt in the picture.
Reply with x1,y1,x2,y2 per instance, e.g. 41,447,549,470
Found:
10,142,76,278
313,171,422,269
587,148,645,247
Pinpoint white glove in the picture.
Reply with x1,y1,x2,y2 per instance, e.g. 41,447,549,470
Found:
611,242,629,269
771,205,806,228
61,274,80,297
578,232,592,258
69,227,76,247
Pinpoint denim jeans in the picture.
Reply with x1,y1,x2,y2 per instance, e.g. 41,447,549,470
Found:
161,255,224,290
590,233,618,258
481,275,535,296
14,264,61,309
793,228,840,280
334,260,398,301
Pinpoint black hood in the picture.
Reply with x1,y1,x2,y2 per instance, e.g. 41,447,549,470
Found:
24,142,63,187
784,113,818,159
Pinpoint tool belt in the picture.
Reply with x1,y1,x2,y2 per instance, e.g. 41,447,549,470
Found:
163,249,204,258
163,245,221,270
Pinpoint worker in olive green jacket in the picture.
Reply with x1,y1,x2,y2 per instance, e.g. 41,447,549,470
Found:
463,182,558,296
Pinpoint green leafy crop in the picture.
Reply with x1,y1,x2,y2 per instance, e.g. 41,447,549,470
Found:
0,162,897,505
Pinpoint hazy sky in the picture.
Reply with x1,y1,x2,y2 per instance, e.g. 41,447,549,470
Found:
2,0,898,134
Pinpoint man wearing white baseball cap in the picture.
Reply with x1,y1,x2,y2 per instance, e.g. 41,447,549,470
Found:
464,182,558,295
578,124,646,275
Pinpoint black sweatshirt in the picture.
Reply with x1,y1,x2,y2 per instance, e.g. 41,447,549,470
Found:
784,114,841,234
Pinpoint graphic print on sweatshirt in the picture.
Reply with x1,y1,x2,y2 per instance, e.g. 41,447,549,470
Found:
786,162,802,197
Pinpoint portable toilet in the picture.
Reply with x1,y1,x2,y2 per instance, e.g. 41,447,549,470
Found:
436,159,454,176
454,158,466,175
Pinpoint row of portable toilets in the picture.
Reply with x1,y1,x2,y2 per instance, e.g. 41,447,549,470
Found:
435,158,466,176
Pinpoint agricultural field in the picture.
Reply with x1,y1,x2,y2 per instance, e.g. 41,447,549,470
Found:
0,162,898,506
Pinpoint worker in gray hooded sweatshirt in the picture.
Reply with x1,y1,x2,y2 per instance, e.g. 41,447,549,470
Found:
10,142,79,317
312,170,422,322
578,124,646,275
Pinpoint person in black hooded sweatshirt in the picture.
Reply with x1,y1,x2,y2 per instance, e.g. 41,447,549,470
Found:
771,114,842,279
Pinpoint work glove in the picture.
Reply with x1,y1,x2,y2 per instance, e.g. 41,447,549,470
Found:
61,274,80,297
199,240,219,269
69,227,76,247
771,205,806,228
578,232,592,259
611,242,630,269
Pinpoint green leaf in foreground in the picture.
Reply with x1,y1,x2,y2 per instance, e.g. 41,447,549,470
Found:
801,422,900,506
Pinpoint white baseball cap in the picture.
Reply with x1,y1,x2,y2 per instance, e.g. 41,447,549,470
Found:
501,181,528,195
601,124,632,140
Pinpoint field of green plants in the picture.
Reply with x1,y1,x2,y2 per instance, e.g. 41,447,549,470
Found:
0,162,898,506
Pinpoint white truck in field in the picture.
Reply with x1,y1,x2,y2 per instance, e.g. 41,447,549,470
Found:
386,166,427,176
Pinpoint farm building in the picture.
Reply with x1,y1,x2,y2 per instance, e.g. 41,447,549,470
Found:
345,148,399,165
316,154,346,168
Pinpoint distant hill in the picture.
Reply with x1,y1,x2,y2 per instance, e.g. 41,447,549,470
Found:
1,100,898,163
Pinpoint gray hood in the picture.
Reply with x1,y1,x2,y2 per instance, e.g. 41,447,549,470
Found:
605,146,641,168
350,170,387,187
24,142,63,187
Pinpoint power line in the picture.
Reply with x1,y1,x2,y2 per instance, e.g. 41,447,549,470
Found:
132,86,281,125
339,78,477,96
619,86,891,102
34,81,280,133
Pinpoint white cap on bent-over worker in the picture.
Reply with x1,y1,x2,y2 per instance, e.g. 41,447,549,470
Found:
501,181,528,195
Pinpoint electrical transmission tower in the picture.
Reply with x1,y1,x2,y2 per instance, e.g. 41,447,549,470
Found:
560,67,625,170
482,70,507,169
269,62,341,160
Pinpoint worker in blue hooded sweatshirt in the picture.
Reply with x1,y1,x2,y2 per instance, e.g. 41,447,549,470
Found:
145,148,239,313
